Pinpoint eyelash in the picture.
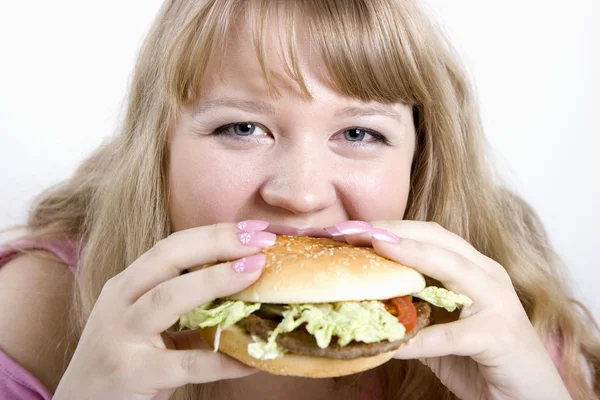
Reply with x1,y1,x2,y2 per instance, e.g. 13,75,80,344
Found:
211,122,391,146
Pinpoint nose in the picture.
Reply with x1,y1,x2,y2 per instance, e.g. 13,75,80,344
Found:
259,145,337,215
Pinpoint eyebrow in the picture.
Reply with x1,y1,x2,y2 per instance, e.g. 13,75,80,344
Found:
194,97,403,122
194,98,276,116
334,105,403,122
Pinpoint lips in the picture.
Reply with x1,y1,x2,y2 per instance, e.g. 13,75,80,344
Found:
263,224,332,238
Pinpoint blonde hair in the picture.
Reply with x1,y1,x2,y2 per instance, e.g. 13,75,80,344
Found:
8,0,598,398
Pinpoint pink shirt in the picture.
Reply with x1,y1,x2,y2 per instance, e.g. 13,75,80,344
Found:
0,238,564,399
0,238,77,400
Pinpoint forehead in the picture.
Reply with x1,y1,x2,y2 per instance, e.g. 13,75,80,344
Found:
200,13,329,101
196,16,414,125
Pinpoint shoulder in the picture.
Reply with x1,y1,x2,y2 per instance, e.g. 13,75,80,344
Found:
0,250,74,393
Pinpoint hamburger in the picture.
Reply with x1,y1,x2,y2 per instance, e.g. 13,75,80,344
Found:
179,235,471,378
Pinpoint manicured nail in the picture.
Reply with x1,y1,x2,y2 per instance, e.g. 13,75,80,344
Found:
332,221,371,235
237,231,276,247
325,226,343,237
371,228,401,244
236,220,269,232
232,254,266,273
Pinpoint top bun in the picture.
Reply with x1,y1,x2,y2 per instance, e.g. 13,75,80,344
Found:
227,235,425,304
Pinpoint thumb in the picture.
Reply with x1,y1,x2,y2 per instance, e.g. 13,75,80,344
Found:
393,318,482,359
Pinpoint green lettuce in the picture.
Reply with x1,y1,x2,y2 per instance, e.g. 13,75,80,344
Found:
247,301,406,359
179,300,261,330
413,286,472,312
178,287,472,361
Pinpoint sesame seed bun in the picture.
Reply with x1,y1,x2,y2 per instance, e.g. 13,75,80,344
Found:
227,235,426,303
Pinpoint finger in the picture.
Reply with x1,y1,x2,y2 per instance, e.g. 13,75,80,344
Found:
127,254,266,335
329,221,477,256
140,348,258,389
163,329,213,351
332,235,348,243
370,221,511,285
325,220,372,236
325,221,371,245
109,222,275,303
336,220,482,263
373,221,480,261
372,237,498,305
342,232,372,247
393,317,485,359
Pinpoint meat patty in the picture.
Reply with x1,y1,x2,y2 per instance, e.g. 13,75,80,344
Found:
236,301,431,360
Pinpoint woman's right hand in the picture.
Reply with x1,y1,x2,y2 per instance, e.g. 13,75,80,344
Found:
53,221,276,400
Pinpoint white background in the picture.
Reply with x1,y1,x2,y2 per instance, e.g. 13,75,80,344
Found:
0,1,598,320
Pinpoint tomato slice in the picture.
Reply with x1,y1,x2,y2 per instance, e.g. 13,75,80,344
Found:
388,296,417,333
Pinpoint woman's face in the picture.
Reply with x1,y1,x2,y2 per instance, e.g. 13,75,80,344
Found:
168,20,416,234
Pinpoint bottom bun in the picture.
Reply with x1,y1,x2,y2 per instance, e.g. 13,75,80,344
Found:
199,324,400,378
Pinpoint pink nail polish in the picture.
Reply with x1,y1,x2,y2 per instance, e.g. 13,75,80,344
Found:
232,254,266,273
371,228,401,244
235,220,269,232
237,231,276,247
333,221,371,235
325,226,343,237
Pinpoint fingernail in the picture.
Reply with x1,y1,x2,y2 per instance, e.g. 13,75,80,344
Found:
232,254,266,273
325,226,343,237
371,228,401,244
237,231,276,247
332,221,371,235
235,220,269,232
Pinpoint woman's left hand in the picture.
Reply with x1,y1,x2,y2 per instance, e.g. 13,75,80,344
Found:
328,220,571,400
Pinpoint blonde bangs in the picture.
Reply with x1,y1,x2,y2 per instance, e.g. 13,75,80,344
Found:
164,0,429,107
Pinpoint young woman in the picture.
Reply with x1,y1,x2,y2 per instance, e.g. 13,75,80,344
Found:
1,1,598,399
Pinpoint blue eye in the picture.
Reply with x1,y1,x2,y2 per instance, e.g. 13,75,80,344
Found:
340,128,389,145
344,129,368,142
212,122,270,138
232,123,256,136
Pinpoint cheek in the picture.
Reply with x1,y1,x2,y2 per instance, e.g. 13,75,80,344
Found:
168,142,256,231
341,157,412,221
